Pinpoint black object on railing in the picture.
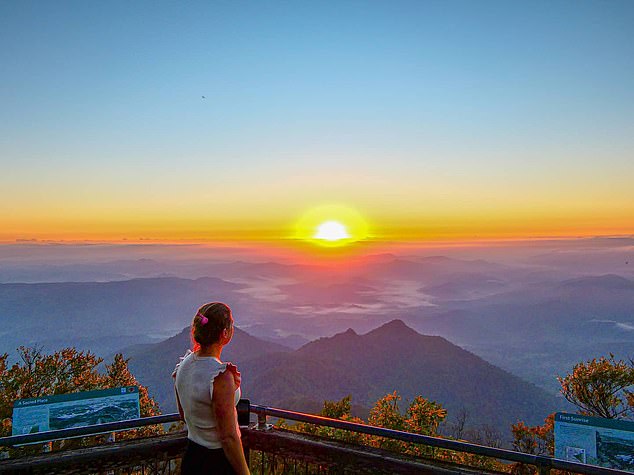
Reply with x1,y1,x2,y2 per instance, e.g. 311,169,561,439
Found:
237,398,251,426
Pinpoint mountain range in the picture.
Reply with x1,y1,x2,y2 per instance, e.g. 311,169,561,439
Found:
126,320,563,439
2,256,633,398
413,274,634,391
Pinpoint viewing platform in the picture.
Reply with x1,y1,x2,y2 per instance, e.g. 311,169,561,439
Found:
0,403,630,475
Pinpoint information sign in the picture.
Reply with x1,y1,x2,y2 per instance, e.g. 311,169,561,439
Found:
12,386,140,436
554,412,634,472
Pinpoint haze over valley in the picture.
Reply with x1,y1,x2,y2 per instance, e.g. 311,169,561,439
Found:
2,237,633,413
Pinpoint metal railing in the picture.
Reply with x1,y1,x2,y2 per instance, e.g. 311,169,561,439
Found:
0,403,631,475
0,413,181,447
250,405,631,475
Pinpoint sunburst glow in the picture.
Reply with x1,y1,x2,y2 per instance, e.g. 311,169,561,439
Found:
295,204,369,247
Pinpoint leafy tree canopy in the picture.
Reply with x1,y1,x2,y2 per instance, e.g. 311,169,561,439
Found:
557,354,634,419
512,354,634,474
511,413,554,456
0,346,161,439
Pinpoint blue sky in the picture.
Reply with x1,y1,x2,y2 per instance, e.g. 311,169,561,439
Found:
1,1,633,241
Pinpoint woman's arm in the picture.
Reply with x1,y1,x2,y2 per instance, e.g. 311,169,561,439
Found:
213,370,250,475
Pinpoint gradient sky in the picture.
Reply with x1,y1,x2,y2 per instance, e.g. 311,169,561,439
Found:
2,1,633,242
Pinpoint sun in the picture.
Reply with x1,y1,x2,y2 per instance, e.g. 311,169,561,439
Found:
314,221,350,241
294,204,369,247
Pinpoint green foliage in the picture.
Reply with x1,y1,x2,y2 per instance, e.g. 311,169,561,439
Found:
366,392,448,457
295,395,365,445
511,413,554,456
406,395,447,436
367,391,406,452
509,414,557,475
289,392,454,458
368,391,404,431
321,394,352,419
284,392,507,471
557,354,634,419
367,391,447,439
404,395,447,458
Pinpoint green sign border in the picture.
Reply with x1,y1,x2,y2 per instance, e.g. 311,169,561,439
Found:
555,412,634,432
13,386,138,408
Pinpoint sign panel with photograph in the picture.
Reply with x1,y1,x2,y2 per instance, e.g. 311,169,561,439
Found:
12,386,140,436
554,412,634,472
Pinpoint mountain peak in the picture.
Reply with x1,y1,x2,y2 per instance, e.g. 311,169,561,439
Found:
327,327,359,341
368,319,419,337
296,326,361,354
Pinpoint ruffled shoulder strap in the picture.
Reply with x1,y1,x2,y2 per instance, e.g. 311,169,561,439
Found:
208,361,239,381
208,362,241,400
172,349,193,378
225,362,240,377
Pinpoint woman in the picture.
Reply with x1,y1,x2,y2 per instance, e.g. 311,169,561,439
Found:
173,302,250,475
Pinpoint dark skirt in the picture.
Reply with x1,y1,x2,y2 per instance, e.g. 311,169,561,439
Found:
181,439,235,475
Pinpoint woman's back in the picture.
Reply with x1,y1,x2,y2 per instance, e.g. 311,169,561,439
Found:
174,302,249,475
175,351,241,449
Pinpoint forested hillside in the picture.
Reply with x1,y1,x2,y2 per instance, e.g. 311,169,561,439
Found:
129,320,563,435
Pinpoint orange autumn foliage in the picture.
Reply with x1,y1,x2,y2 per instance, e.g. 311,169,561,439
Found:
0,347,161,441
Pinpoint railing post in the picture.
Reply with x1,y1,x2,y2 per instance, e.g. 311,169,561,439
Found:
258,413,268,430
536,455,551,475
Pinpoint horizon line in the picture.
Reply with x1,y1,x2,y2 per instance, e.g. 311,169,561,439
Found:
2,232,633,247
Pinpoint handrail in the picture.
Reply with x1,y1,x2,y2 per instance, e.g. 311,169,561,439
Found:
251,404,631,475
0,413,181,447
0,405,631,475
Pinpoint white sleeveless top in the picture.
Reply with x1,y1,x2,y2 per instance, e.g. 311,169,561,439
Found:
173,350,241,449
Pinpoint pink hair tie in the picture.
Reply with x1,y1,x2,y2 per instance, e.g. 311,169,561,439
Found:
197,312,208,325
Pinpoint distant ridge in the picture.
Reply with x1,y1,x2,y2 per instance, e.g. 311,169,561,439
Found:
558,274,634,291
128,319,563,436
0,276,250,356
